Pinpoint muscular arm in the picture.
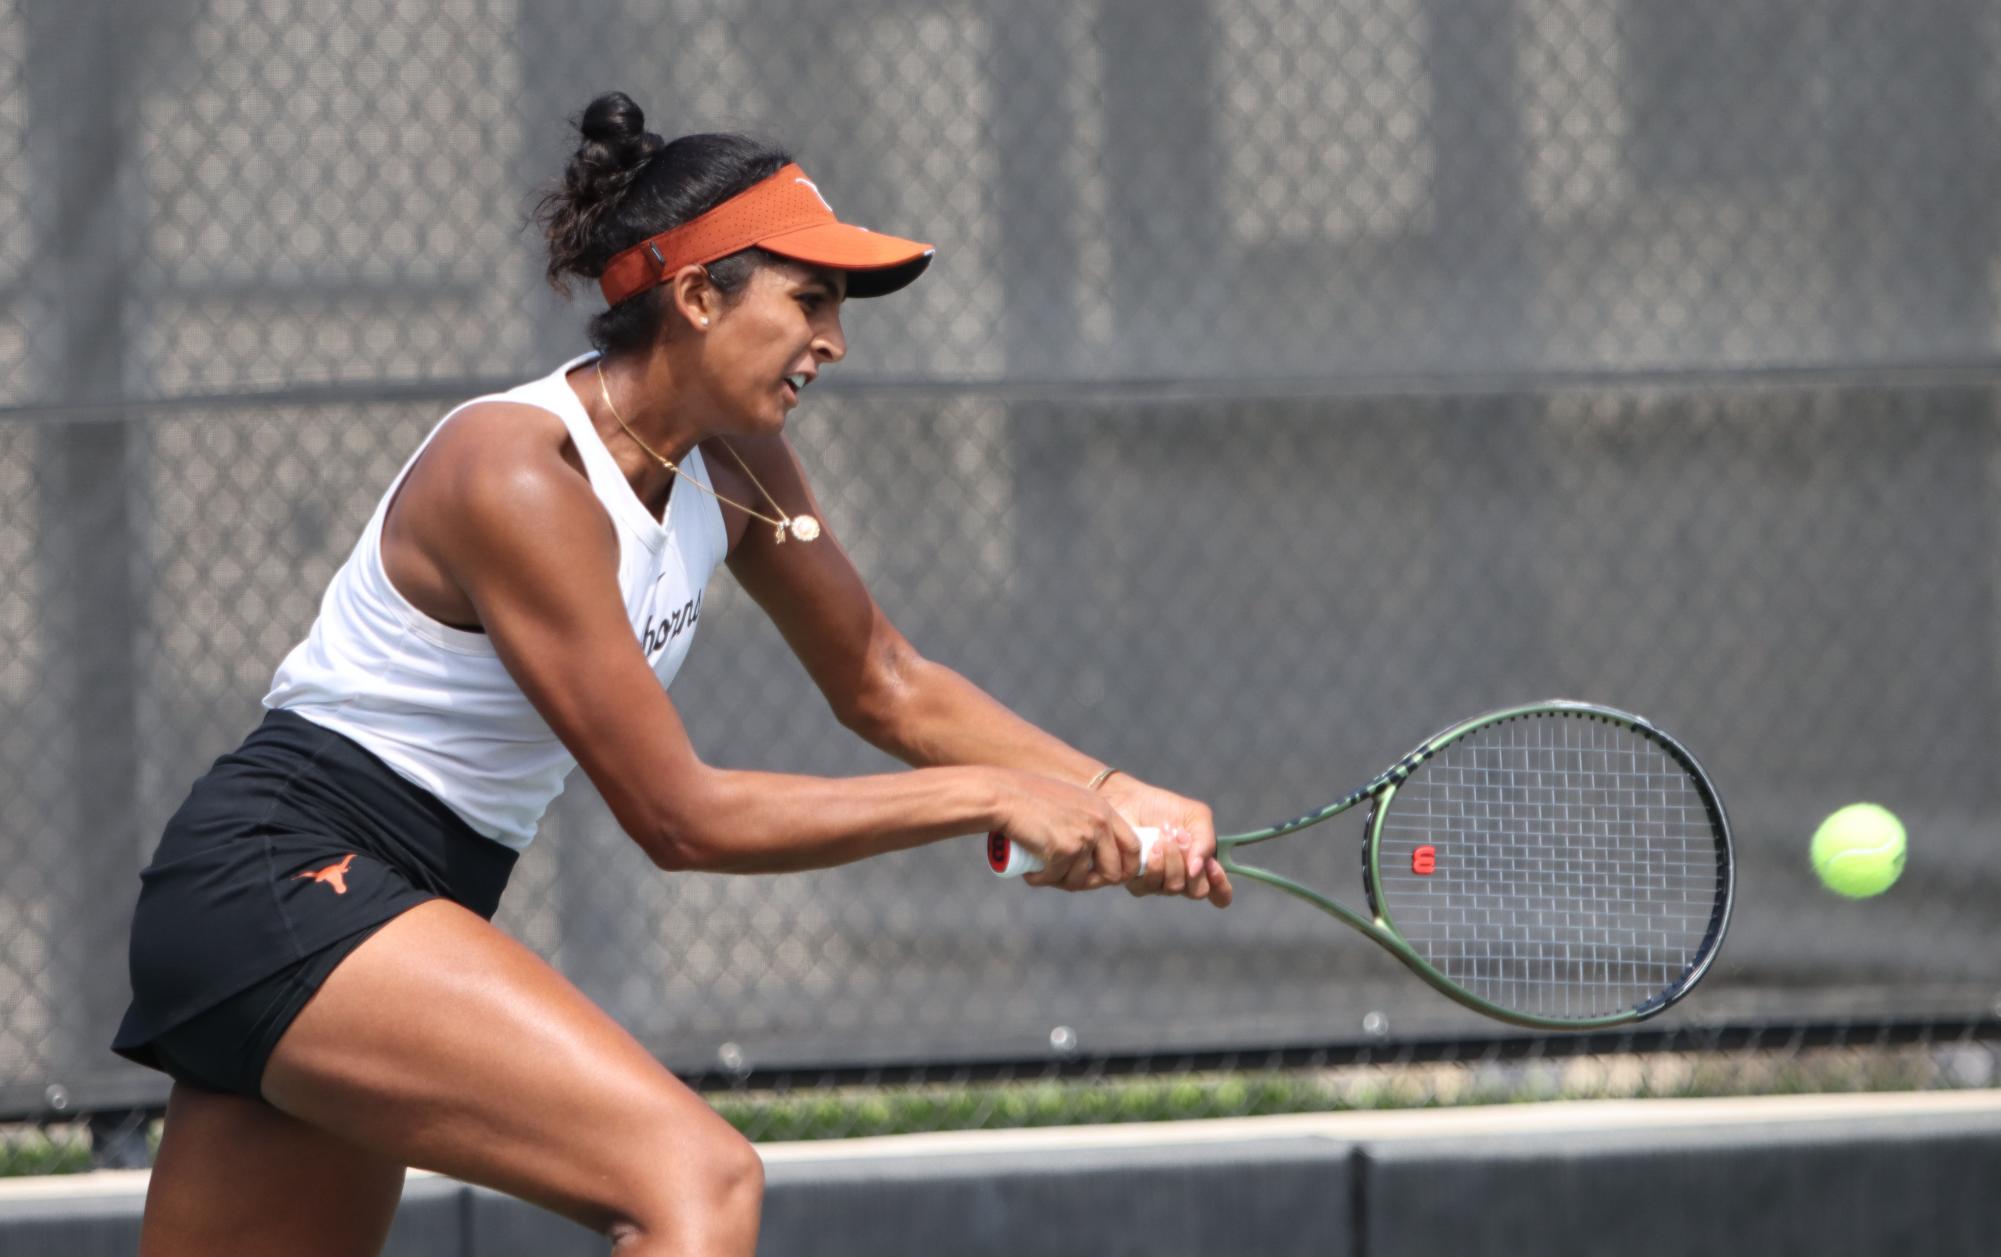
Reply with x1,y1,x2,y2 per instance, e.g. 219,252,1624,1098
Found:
719,434,1104,781
407,406,1133,882
831,630,1107,783
722,431,1230,904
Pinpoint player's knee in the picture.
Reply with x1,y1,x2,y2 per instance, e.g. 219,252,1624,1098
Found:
691,1129,763,1211
711,1132,764,1214
614,1123,763,1244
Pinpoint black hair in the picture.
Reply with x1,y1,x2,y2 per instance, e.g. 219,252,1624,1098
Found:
536,92,793,353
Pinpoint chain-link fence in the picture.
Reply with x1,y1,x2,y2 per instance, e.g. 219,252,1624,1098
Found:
7,0,2001,1169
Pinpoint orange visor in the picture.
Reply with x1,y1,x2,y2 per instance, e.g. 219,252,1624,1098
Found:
598,163,935,306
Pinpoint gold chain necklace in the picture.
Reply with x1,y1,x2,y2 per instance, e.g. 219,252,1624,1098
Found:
595,359,821,544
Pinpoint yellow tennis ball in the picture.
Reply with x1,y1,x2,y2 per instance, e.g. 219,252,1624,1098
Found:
1810,803,1906,898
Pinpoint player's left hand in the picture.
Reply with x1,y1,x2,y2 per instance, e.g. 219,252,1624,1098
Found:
1097,774,1233,908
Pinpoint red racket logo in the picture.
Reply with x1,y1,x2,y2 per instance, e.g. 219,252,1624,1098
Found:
1411,845,1437,876
987,832,1011,872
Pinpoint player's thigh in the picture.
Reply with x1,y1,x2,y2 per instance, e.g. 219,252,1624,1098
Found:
260,898,760,1238
141,1083,406,1257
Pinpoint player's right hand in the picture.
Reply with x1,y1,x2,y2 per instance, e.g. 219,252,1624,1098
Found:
991,771,1143,890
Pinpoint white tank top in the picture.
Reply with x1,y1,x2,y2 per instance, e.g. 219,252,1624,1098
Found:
264,351,729,849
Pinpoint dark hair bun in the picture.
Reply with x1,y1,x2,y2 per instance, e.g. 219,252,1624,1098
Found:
576,91,667,176
540,92,667,292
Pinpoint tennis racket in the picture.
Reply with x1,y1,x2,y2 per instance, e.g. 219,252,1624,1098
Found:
988,700,1733,1030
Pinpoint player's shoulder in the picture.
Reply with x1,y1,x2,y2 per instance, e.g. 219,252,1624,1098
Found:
698,430,805,498
421,399,598,519
435,397,571,459
696,433,754,498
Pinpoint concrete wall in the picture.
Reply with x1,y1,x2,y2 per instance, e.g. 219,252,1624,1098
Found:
4,1091,1997,1256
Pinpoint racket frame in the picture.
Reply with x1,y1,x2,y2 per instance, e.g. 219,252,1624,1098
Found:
1212,699,1735,1030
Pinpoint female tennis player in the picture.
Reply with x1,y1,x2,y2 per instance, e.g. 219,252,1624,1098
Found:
114,92,1232,1256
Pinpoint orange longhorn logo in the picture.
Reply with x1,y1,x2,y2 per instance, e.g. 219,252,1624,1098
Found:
294,853,356,895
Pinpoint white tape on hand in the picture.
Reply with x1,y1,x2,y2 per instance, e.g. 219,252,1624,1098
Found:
986,826,1161,879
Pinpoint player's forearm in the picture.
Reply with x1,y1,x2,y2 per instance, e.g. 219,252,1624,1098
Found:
855,657,1106,787
647,763,1009,874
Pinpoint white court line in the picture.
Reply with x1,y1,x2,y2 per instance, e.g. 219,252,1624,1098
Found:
5,1089,1998,1198
756,1087,2001,1163
0,1168,149,1200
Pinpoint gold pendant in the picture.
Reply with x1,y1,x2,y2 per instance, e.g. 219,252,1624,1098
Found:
788,515,822,543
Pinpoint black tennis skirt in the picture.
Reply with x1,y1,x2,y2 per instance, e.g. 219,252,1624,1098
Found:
112,708,517,1097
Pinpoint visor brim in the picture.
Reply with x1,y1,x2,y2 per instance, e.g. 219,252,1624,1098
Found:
757,222,936,299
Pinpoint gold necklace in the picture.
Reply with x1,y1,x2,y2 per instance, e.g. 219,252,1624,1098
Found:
595,359,821,544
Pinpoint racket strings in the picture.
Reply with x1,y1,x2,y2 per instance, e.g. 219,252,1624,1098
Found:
1373,714,1724,1020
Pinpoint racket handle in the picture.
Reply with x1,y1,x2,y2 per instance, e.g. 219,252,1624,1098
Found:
987,826,1161,879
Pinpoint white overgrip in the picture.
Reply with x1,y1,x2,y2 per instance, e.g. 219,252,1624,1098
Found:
986,826,1161,878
